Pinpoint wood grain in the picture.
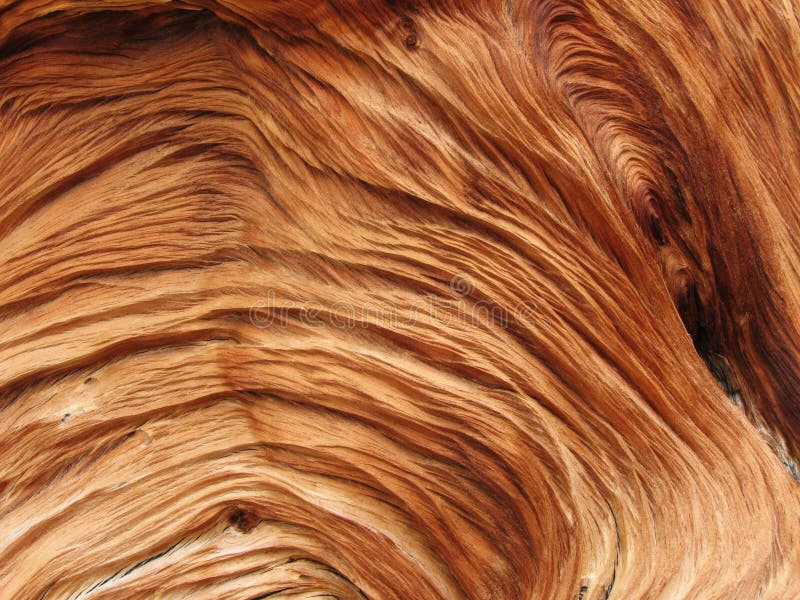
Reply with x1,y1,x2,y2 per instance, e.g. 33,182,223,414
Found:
1,1,799,598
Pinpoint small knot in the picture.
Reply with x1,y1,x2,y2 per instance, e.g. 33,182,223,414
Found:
228,507,258,533
400,15,419,49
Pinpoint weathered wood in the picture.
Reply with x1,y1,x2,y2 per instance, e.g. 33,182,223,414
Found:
1,1,799,598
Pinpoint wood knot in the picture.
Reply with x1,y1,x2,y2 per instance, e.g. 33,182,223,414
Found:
228,507,258,533
400,15,419,49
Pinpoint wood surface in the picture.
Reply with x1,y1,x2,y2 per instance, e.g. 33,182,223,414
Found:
1,1,800,598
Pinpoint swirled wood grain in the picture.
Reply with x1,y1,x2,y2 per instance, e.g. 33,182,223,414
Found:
1,1,800,598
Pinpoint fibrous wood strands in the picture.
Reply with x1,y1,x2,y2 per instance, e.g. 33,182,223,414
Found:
1,1,800,599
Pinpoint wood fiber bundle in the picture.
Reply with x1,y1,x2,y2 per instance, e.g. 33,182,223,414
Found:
1,1,799,598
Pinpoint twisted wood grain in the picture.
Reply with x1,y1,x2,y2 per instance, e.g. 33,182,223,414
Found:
1,1,800,598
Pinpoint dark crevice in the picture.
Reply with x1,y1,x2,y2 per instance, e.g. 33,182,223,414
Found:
688,314,800,483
